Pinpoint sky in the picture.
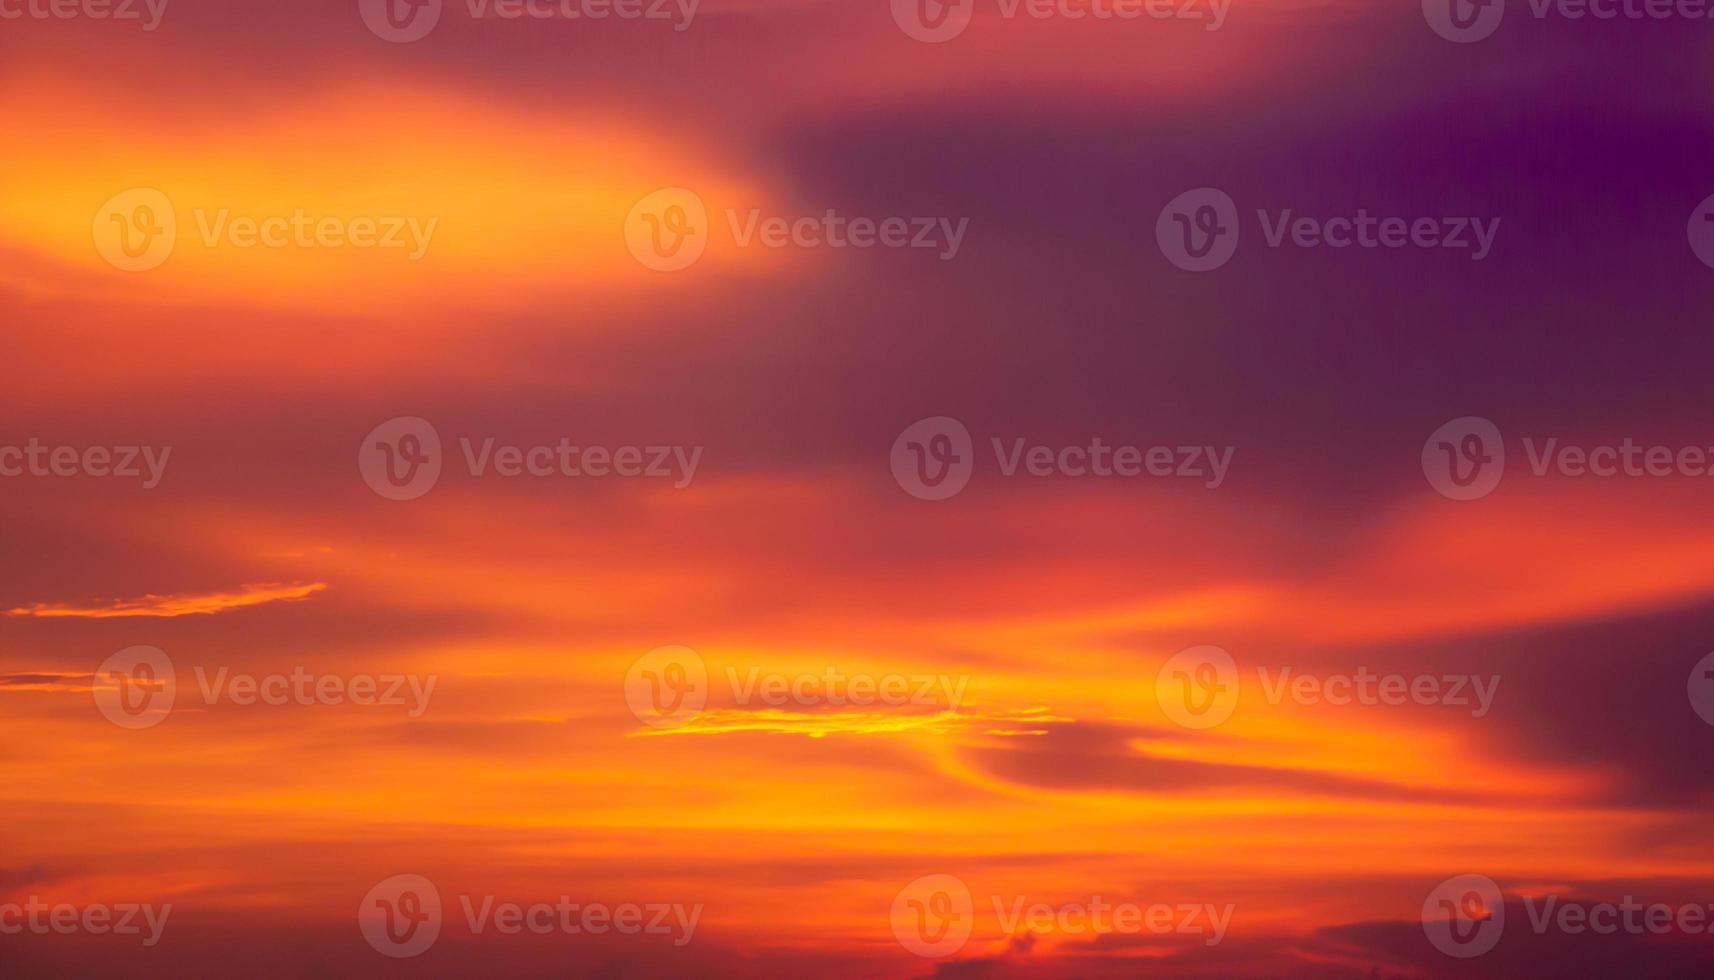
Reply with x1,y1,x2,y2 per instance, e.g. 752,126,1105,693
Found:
3,0,1714,976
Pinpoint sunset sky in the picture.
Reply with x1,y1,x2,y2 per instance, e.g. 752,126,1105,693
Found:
3,1,1714,976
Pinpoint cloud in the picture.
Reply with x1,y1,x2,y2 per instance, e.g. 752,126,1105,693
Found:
632,705,1067,739
959,720,1497,805
6,582,327,618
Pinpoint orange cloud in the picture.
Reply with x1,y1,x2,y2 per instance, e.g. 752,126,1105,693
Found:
6,581,327,618
0,75,781,314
